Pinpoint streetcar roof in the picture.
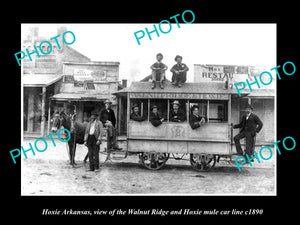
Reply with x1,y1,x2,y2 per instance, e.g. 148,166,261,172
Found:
114,81,249,97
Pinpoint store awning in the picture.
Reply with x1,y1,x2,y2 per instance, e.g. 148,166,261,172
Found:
247,88,275,98
50,92,111,101
23,74,63,87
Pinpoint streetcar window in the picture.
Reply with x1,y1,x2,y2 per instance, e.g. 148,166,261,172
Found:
150,99,168,121
189,100,227,123
169,99,187,122
208,100,228,122
130,99,148,121
189,100,208,119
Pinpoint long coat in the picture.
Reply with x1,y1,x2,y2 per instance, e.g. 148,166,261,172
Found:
100,108,116,127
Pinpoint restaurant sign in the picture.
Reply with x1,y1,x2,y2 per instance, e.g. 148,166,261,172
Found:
129,92,229,100
194,64,273,89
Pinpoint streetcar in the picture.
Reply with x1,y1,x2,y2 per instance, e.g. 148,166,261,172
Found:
111,80,247,171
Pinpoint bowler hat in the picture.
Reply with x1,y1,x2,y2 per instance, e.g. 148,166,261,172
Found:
171,100,180,106
174,55,182,61
245,104,253,110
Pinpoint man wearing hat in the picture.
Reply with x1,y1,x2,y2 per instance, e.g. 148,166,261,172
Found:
130,104,145,122
100,100,121,150
149,105,164,127
170,55,189,87
84,112,104,172
233,104,263,157
169,100,186,122
150,53,168,89
189,105,206,129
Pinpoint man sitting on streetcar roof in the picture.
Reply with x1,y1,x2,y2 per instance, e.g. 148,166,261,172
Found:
149,105,164,127
189,105,206,129
170,55,189,88
150,53,168,89
130,104,146,122
169,100,186,122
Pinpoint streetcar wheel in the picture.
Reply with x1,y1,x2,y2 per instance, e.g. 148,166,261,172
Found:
140,152,169,170
190,154,216,171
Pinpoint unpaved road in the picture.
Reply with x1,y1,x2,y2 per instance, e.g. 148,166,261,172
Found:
21,138,275,195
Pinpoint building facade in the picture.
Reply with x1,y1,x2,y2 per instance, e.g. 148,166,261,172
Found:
194,64,275,146
22,26,122,137
50,61,121,124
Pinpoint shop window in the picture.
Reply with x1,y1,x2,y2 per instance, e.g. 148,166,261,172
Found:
84,80,95,90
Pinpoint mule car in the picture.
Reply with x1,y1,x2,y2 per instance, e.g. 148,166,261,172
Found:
113,81,245,171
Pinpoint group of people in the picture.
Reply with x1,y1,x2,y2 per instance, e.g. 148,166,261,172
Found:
130,100,206,130
83,99,121,172
150,53,189,89
131,102,263,160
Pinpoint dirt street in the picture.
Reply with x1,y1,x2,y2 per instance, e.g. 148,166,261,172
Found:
21,138,275,195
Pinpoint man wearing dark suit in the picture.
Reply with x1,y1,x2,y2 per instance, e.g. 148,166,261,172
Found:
233,104,263,157
189,105,206,129
169,100,186,122
99,99,120,150
84,112,104,171
149,105,164,127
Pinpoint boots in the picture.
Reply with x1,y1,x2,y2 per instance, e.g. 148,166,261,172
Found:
159,80,164,89
151,81,156,89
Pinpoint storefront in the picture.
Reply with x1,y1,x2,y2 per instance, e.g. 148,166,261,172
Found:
23,74,63,136
194,64,276,148
49,61,122,129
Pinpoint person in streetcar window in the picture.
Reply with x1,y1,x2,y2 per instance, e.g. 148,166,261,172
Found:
130,104,145,122
189,105,206,129
149,105,164,127
169,100,186,122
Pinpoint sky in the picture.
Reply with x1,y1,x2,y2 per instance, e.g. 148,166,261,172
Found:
22,23,276,84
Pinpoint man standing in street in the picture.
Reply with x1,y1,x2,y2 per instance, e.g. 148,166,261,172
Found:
233,104,263,158
100,99,121,150
84,112,104,172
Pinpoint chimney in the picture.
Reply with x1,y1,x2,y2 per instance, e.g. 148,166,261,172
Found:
57,26,67,51
122,79,127,88
57,26,67,36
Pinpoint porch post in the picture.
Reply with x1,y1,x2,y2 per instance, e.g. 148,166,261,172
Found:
48,99,52,134
41,86,46,136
